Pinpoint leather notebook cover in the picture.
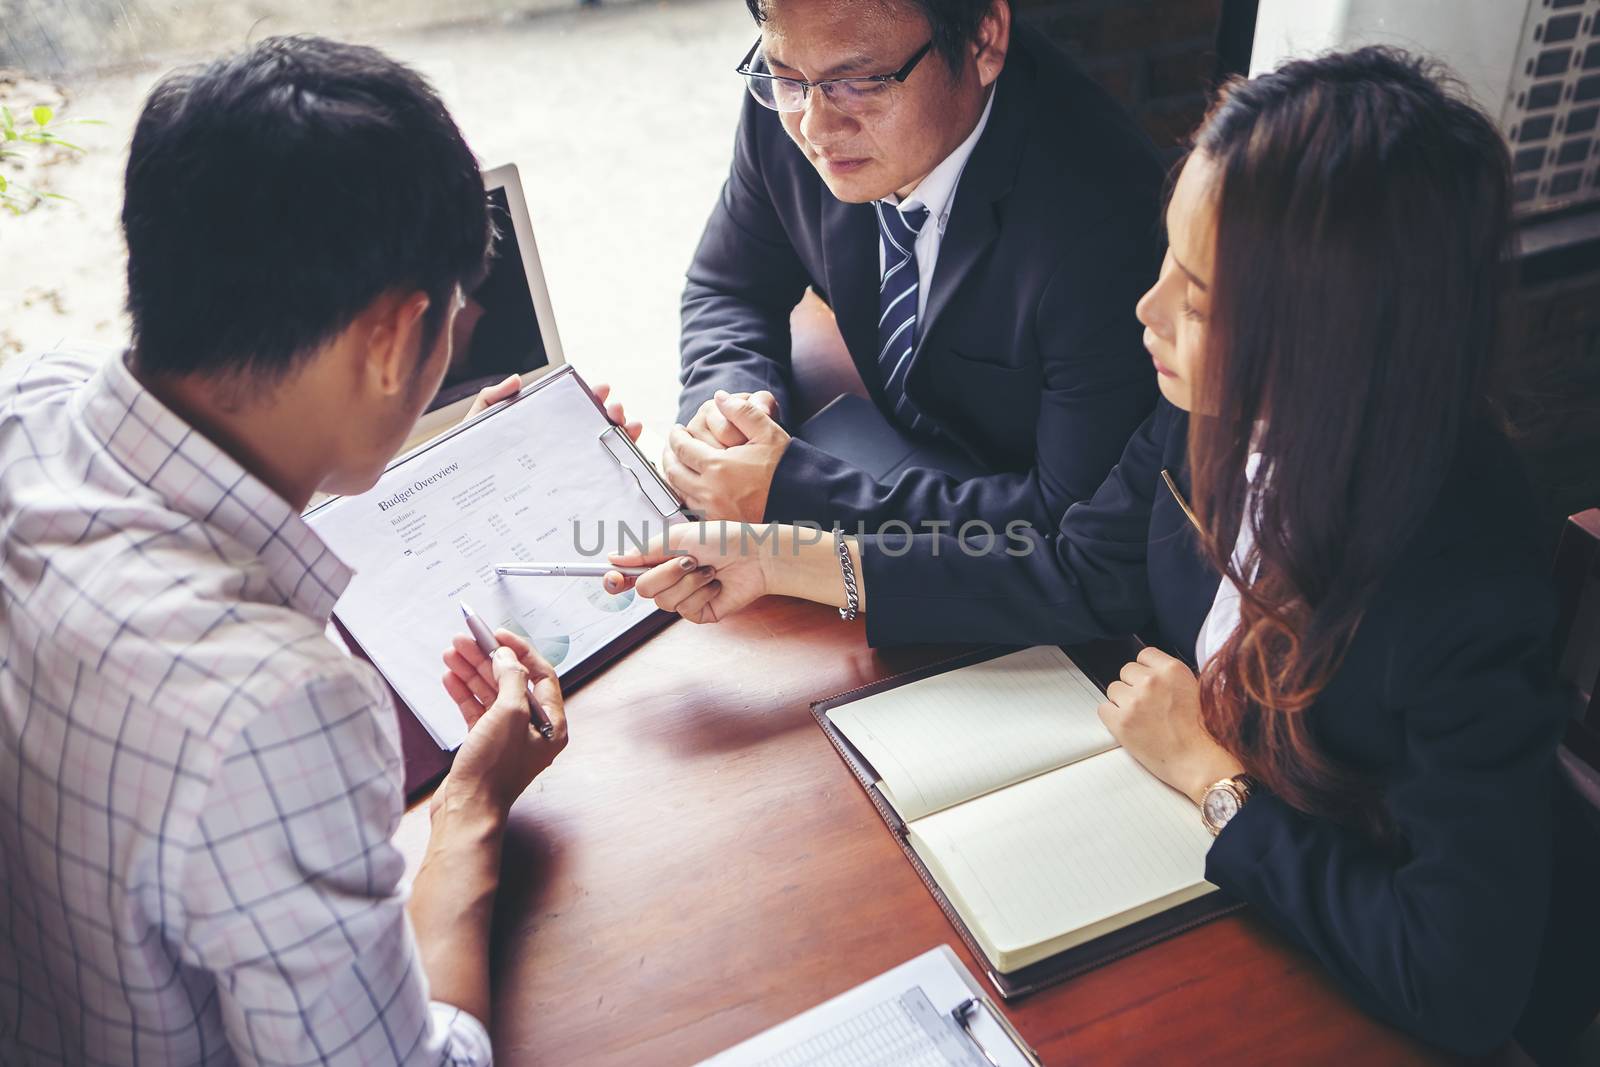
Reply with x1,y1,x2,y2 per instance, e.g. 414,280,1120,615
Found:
810,640,1244,1000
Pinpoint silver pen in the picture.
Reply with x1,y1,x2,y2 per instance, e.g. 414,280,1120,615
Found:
458,601,555,741
494,562,649,578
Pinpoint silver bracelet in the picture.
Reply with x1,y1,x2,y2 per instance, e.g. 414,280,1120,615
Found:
836,532,860,622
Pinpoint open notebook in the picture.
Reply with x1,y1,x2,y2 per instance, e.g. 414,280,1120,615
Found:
813,645,1238,997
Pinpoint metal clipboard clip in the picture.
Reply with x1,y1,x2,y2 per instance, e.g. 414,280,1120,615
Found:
598,424,683,520
953,996,1042,1067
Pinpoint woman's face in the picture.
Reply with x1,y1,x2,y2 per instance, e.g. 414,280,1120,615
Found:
1136,152,1218,413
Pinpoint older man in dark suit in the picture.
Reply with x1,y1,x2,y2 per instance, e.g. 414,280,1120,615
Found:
667,0,1164,534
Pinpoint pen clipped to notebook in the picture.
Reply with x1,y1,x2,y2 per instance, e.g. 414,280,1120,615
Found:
458,601,556,741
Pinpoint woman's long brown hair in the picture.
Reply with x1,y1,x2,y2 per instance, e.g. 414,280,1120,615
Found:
1186,49,1515,839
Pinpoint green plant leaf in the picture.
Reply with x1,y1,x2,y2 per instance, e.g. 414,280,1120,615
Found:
30,132,84,151
0,174,8,192
1,107,12,132
32,105,53,127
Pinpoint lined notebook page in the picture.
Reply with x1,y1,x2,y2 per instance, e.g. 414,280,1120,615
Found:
906,747,1216,973
826,646,1114,822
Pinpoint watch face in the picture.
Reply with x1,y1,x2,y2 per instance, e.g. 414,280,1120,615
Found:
1203,786,1240,827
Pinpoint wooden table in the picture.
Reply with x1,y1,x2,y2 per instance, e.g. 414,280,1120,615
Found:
396,597,1448,1066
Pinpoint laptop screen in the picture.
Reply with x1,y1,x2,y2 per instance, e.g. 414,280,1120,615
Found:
429,184,551,411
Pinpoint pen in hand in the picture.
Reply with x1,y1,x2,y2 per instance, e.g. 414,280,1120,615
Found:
495,562,649,578
459,601,556,741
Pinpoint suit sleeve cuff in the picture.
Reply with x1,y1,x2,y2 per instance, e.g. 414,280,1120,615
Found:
858,532,937,647
1204,786,1294,890
764,437,854,524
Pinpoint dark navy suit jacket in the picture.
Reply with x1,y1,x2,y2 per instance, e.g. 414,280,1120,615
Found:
679,22,1162,532
858,399,1597,1056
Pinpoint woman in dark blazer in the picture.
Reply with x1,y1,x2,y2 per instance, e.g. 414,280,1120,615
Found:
608,47,1600,1060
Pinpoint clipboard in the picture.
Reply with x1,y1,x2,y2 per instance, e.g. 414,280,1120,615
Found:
389,364,681,520
810,639,1245,1000
699,945,1040,1067
308,365,683,798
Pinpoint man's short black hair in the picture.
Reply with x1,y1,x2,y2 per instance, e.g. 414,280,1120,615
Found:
744,0,999,72
123,35,491,381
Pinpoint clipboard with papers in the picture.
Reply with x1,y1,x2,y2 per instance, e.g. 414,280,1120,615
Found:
306,365,684,791
698,945,1040,1067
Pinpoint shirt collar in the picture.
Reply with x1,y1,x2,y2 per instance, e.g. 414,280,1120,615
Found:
884,85,997,231
77,351,354,621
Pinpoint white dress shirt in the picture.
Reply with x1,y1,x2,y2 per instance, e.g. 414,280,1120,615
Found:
879,86,997,321
0,346,490,1065
1195,452,1265,669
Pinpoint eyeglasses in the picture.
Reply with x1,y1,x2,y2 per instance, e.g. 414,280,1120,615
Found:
736,38,935,118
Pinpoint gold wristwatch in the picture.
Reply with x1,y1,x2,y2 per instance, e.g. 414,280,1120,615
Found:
1200,773,1256,836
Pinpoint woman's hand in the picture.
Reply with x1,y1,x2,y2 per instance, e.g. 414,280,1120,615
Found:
1098,646,1243,805
604,521,776,623
434,628,569,818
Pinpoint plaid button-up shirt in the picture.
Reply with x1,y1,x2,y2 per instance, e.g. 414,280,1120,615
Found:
0,346,490,1065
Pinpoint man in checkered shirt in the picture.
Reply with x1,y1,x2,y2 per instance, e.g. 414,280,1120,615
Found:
0,37,570,1064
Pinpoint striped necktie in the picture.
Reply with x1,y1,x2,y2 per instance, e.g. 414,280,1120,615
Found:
874,200,935,435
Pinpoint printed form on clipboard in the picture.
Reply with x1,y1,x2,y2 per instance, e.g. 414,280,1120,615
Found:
699,946,1039,1067
306,365,685,750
